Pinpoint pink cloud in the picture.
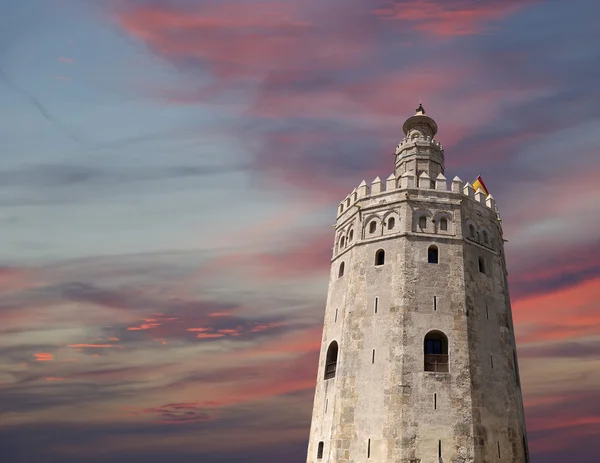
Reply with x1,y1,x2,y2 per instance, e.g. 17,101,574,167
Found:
513,277,600,344
196,333,225,339
57,57,75,63
34,352,54,362
126,322,161,331
373,0,535,36
67,343,123,348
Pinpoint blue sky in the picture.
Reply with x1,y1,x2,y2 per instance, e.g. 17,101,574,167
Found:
1,0,599,461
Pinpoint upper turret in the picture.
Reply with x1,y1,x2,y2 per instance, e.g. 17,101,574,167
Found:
394,104,445,185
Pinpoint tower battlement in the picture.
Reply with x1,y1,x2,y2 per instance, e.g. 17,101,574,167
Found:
337,173,496,222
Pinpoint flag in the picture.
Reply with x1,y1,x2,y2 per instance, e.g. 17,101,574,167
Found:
472,175,489,196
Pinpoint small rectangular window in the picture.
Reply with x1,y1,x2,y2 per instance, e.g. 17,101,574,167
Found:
374,297,378,314
434,295,437,311
372,349,375,364
479,256,486,274
317,441,324,459
434,393,437,410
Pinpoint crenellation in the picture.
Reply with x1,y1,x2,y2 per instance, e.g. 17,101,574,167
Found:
452,176,463,193
418,171,431,189
463,182,475,199
386,173,396,191
357,180,369,199
435,173,447,191
400,171,415,189
474,188,486,205
371,176,383,194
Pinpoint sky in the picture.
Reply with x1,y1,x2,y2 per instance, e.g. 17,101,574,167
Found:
0,0,599,461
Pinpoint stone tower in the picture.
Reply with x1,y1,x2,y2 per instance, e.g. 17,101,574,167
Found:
305,106,529,463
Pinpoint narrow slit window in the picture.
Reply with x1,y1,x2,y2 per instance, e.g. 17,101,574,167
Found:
419,216,427,230
478,256,486,274
434,393,437,410
372,349,375,364
469,224,475,239
317,441,324,459
486,304,489,320
491,355,494,369
387,217,395,230
349,229,354,242
438,440,442,458
483,230,489,244
340,237,345,249
374,297,378,314
497,441,501,459
367,439,371,458
369,221,377,234
434,296,437,311
428,245,439,264
338,262,345,278
325,399,328,413
335,308,338,322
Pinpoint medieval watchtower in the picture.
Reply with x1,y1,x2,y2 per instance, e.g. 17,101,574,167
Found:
306,106,529,463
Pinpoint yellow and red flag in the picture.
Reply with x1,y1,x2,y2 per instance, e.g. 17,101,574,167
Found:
472,175,489,196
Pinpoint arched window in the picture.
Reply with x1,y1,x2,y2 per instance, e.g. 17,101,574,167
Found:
478,256,486,274
353,192,357,202
346,198,350,207
469,224,475,239
428,245,439,264
375,249,385,266
369,221,377,234
340,237,345,249
348,230,354,242
419,216,426,230
387,217,395,230
440,217,448,231
338,262,345,278
483,230,489,244
424,331,449,372
324,341,338,379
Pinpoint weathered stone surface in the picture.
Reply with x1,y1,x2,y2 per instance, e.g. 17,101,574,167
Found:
306,108,529,463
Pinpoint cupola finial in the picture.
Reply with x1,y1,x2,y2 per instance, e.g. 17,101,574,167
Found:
416,103,425,115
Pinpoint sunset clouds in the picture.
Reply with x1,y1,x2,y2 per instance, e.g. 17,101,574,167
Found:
0,0,599,462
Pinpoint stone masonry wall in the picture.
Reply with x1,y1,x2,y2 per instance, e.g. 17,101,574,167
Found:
305,172,528,463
